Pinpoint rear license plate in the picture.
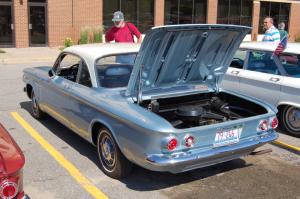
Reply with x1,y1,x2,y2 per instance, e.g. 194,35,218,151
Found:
213,126,243,147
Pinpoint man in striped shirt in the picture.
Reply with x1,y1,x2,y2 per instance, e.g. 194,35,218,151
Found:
262,17,280,42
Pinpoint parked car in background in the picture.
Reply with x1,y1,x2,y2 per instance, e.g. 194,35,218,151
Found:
222,42,300,136
23,25,278,179
0,122,28,199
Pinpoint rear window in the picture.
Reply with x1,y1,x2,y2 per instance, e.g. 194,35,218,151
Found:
279,54,300,78
95,53,137,88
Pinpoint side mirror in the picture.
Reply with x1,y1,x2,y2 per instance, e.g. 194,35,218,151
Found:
48,69,54,77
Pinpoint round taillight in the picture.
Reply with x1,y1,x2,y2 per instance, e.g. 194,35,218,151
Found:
184,135,195,147
258,120,268,131
0,181,18,199
271,117,279,129
167,138,178,151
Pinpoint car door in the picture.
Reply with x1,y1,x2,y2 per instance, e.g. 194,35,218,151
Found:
277,53,300,105
41,53,81,127
65,53,137,140
64,59,94,139
238,50,282,105
222,50,247,91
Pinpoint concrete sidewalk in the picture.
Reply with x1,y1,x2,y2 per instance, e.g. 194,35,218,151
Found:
0,47,60,64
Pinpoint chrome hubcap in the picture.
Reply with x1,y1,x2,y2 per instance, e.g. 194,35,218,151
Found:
100,133,116,170
286,107,300,131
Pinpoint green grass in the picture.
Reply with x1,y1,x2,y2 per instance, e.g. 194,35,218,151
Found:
79,30,89,44
0,49,6,53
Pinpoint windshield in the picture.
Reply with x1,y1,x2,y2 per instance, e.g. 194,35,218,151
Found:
279,54,300,78
95,53,137,88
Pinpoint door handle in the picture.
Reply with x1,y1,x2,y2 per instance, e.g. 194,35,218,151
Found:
269,77,280,82
11,24,14,30
29,24,32,30
231,70,240,75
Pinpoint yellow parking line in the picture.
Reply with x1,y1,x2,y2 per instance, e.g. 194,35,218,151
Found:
11,112,108,199
273,140,300,153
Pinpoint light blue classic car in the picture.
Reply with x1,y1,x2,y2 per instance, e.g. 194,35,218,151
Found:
23,25,278,179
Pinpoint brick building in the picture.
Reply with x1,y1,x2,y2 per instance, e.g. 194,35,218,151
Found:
0,0,299,48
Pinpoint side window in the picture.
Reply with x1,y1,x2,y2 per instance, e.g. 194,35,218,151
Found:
230,50,247,69
279,54,300,78
77,61,92,87
247,51,280,75
95,53,137,88
55,54,81,82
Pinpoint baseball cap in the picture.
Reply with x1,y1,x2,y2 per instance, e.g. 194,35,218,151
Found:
112,11,124,22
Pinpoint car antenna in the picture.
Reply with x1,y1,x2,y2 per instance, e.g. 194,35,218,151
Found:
137,64,144,104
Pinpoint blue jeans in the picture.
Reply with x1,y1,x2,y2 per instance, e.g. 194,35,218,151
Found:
116,54,136,65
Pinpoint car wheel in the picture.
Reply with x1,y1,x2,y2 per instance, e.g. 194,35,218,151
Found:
280,106,300,136
31,90,45,119
97,127,132,179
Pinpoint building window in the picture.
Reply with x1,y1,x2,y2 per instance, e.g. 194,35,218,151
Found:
259,2,290,34
28,0,46,2
164,0,207,25
103,0,154,33
217,0,252,26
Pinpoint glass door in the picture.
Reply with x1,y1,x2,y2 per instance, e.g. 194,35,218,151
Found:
29,2,47,46
0,1,14,47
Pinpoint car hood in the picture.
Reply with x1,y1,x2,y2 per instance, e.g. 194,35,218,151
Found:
126,24,251,98
0,123,25,176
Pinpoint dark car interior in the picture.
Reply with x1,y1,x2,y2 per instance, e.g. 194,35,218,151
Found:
247,51,279,75
280,54,300,77
56,63,79,82
230,57,244,69
97,64,133,88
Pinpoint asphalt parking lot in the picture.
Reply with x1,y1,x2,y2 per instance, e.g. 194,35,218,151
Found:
1,51,300,199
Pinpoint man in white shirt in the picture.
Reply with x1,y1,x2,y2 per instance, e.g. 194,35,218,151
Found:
262,17,280,42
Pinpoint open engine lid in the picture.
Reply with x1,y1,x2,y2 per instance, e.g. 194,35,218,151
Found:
126,24,251,98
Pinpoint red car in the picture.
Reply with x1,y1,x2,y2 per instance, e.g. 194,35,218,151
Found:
0,123,28,199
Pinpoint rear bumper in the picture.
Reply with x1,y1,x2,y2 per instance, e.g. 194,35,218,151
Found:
145,131,278,173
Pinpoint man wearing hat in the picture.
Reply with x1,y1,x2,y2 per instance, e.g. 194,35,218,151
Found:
105,11,142,43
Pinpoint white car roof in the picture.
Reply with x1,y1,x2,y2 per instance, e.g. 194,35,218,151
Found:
63,43,141,62
240,41,300,55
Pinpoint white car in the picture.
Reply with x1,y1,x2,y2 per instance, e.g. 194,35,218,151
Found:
222,42,300,136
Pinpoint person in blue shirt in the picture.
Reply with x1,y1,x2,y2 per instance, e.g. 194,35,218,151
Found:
262,17,280,42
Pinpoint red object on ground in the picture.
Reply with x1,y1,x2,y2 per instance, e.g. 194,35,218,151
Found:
0,122,27,199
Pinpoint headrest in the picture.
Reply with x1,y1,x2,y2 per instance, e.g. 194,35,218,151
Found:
105,65,131,76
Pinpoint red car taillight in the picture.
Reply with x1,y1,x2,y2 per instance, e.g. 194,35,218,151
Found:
258,119,268,131
0,180,18,199
270,117,279,129
184,135,195,147
167,138,178,151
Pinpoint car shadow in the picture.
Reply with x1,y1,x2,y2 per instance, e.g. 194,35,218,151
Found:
20,101,252,191
122,158,250,191
20,101,99,165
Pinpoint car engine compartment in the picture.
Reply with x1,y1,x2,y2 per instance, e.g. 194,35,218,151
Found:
140,92,268,129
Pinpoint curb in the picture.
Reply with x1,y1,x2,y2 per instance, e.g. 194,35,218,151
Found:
0,58,56,65
273,140,300,153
